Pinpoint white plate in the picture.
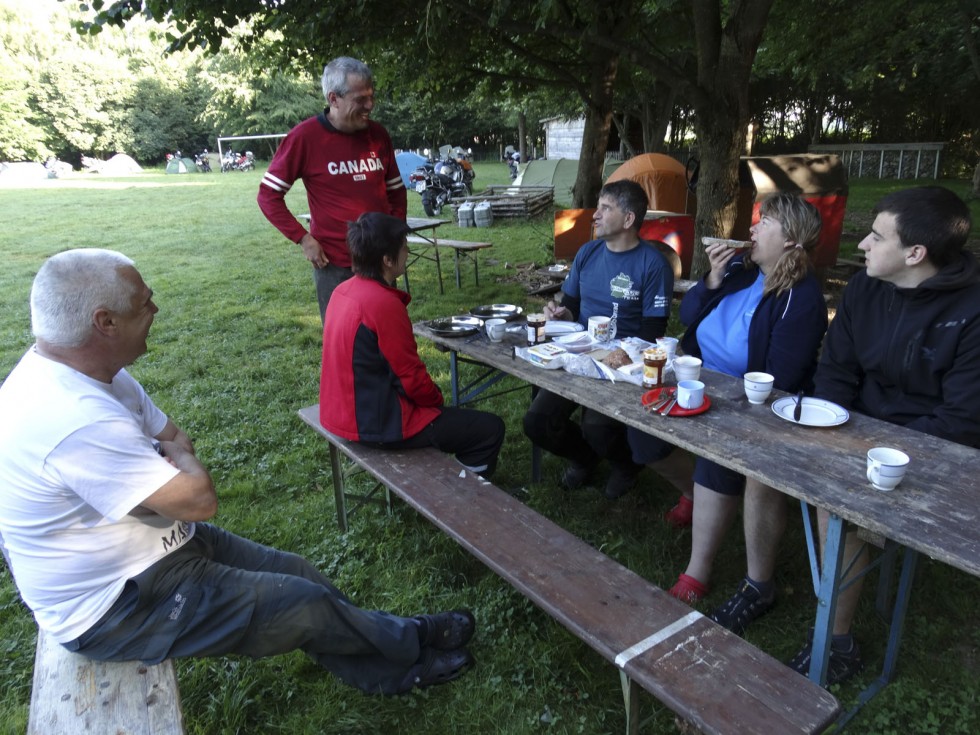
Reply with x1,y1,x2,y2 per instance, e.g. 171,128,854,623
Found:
544,321,585,336
772,397,849,427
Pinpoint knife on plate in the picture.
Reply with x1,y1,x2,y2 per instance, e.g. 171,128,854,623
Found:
793,391,804,422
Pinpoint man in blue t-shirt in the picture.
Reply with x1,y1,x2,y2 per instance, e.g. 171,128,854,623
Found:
522,180,674,499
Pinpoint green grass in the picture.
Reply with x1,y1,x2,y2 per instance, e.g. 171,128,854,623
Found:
0,165,978,734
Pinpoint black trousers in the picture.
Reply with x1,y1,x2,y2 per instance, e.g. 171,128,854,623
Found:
522,389,640,474
368,406,505,478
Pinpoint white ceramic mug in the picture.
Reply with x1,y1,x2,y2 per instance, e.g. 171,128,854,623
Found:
588,315,611,342
866,447,910,491
676,380,705,410
743,371,775,405
485,318,508,342
673,355,702,382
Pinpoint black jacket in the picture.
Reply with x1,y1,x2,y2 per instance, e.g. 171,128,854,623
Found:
815,252,980,447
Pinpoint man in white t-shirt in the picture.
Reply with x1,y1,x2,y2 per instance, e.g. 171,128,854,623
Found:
0,248,474,695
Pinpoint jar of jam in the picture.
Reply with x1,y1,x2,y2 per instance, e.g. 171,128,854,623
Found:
642,347,668,388
526,313,546,345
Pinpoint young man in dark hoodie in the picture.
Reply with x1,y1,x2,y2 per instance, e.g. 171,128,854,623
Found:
787,186,980,685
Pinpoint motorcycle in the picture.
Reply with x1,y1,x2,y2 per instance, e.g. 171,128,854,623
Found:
221,150,254,172
194,149,212,172
408,146,475,216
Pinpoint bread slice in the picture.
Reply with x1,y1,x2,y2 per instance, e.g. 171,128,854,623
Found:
701,236,751,252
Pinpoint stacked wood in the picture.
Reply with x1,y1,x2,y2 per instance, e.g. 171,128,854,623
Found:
451,185,554,220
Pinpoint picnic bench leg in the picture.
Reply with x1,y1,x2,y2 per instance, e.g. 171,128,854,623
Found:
434,244,444,294
809,511,847,687
619,671,641,735
837,547,920,729
329,443,348,533
454,249,462,288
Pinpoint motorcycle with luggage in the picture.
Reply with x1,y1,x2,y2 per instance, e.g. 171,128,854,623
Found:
408,146,475,216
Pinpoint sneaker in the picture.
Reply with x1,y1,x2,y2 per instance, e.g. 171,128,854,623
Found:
561,462,593,490
603,467,638,499
788,629,863,686
708,577,775,635
664,495,693,528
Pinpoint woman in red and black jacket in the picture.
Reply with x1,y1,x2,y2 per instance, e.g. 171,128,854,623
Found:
320,212,504,477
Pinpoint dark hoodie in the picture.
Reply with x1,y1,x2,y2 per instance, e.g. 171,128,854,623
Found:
815,252,980,448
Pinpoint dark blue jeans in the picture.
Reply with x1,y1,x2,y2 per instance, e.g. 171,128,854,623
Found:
65,524,422,694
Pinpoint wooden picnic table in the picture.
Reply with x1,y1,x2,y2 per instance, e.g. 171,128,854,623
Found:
412,320,980,722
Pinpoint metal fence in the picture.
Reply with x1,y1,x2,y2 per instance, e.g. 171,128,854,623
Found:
808,143,944,180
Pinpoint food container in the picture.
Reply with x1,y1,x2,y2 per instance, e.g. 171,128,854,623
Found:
642,347,668,388
526,342,568,365
526,313,546,345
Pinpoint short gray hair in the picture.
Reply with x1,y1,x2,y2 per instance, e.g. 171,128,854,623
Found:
31,249,137,347
321,56,373,100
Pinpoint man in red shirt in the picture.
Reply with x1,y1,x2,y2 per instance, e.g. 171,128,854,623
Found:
258,57,406,321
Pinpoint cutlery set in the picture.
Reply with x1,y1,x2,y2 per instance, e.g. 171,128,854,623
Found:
645,388,677,416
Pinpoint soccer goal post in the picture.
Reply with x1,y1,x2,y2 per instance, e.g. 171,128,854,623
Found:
216,134,287,168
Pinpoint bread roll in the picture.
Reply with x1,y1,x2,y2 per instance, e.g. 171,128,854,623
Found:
601,348,632,369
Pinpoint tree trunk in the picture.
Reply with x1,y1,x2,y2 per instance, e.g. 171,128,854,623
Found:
572,49,619,208
690,112,746,276
686,0,774,277
973,160,980,197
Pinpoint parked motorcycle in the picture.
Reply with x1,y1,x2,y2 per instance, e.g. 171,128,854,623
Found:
221,150,254,172
194,149,212,172
408,146,475,216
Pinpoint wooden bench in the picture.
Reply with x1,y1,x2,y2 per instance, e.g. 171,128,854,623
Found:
406,234,492,289
298,405,840,735
28,628,185,735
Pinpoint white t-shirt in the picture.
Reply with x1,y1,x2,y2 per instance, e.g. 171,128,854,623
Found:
0,348,191,642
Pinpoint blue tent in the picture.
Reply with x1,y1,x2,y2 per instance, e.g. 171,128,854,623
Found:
396,152,427,190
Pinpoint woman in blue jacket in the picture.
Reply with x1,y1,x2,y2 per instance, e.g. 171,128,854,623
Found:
630,194,828,634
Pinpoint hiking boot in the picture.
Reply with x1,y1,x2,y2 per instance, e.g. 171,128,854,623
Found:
708,577,775,636
561,462,594,490
788,629,863,686
603,467,639,499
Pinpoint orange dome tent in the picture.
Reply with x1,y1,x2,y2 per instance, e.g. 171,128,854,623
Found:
605,153,692,213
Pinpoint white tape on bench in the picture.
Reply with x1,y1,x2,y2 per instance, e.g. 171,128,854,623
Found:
614,611,702,667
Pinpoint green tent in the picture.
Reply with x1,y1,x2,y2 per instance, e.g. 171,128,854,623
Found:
165,157,197,174
516,158,624,206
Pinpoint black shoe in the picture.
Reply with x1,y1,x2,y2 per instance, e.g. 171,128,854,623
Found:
788,629,863,686
416,609,475,650
603,467,639,499
708,577,775,636
561,462,594,490
400,647,474,692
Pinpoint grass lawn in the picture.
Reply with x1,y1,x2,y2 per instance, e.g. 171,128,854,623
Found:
0,164,978,734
